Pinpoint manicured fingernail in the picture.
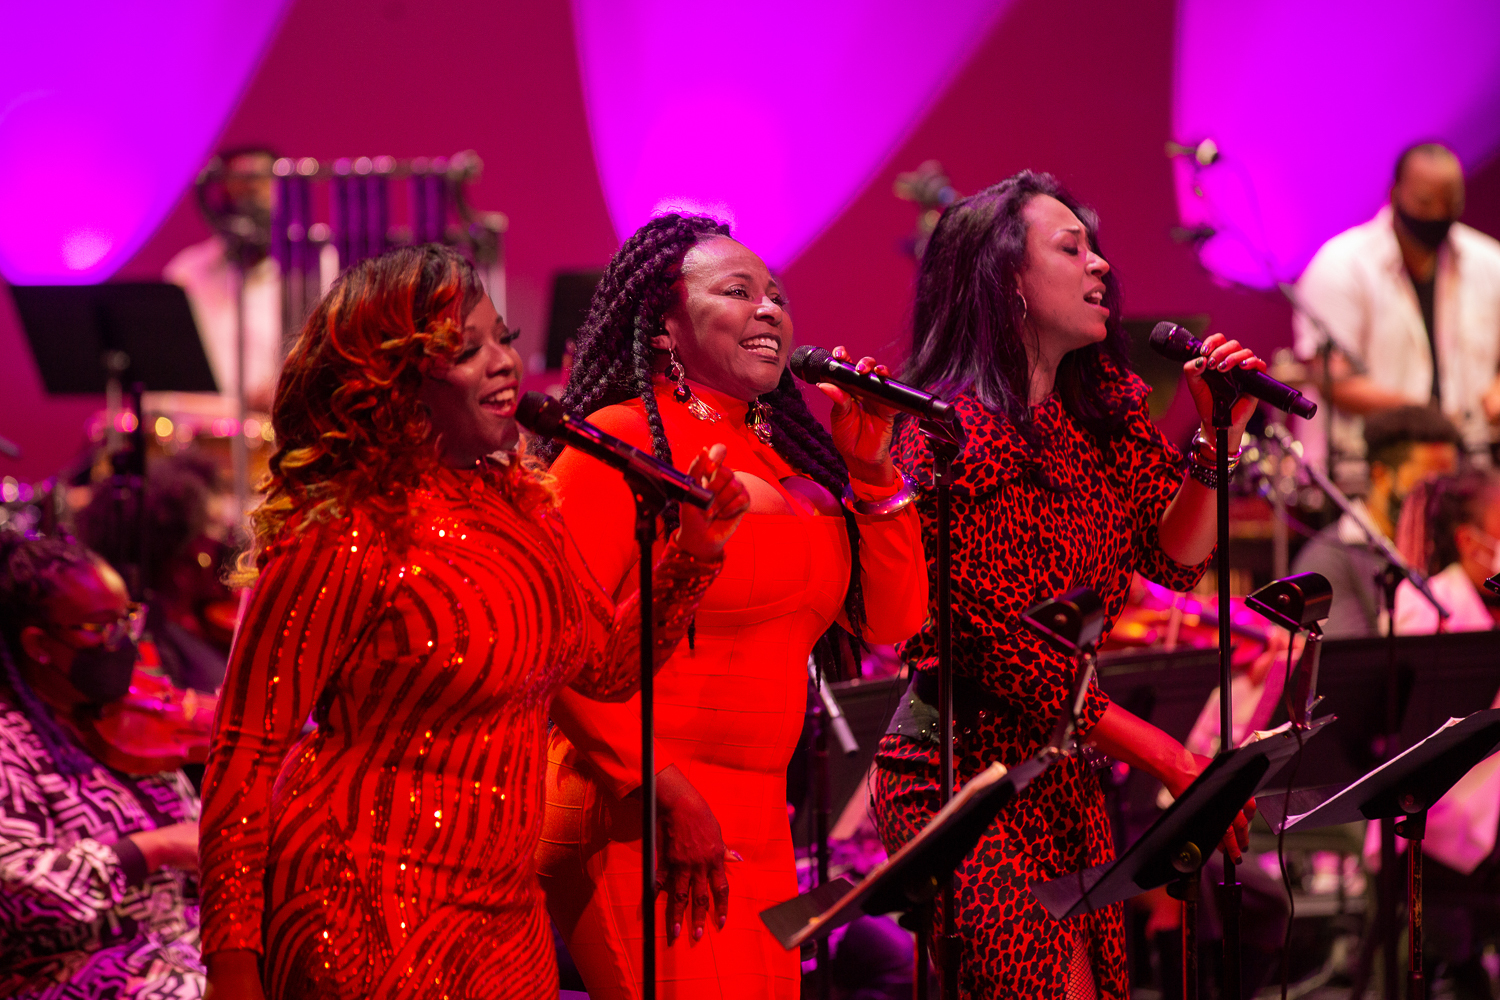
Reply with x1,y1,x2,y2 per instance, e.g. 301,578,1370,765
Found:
1218,360,1232,370
672,922,681,940
1194,358,1207,370
719,916,727,929
694,926,703,941
728,850,744,861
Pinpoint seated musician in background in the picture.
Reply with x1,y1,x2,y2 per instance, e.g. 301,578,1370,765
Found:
1290,405,1461,636
1294,141,1500,478
75,454,233,692
1379,468,1500,1000
1393,467,1500,632
0,532,204,1000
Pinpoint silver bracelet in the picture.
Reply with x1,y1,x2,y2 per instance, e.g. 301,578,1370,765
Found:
841,472,916,517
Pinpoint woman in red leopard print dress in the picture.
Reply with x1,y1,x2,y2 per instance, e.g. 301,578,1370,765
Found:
872,172,1263,1000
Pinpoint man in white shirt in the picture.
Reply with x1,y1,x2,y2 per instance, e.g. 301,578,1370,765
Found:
1295,143,1500,484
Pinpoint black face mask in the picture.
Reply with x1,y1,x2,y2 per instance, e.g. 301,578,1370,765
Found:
68,639,138,705
1396,206,1455,251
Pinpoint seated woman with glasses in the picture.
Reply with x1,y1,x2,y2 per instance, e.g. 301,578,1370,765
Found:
0,531,204,1000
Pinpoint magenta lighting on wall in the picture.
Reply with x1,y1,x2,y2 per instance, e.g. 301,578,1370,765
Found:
571,0,1011,268
1171,0,1500,290
0,1,290,284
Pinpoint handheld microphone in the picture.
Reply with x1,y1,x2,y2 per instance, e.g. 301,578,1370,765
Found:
515,392,713,509
1148,322,1318,419
789,346,957,423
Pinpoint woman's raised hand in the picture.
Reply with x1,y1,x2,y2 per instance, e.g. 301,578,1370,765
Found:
674,443,751,560
1182,333,1269,454
814,345,900,487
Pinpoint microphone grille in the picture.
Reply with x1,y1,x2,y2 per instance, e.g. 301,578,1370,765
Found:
1148,321,1196,361
788,345,832,382
515,391,564,436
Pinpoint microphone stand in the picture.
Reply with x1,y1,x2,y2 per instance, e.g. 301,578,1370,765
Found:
1203,379,1243,1000
625,474,669,1000
920,417,966,1000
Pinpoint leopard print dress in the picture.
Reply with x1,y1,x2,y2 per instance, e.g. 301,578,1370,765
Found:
872,368,1209,1000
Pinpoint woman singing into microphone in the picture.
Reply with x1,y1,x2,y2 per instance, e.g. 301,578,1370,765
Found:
872,171,1263,999
535,213,928,999
198,245,748,1000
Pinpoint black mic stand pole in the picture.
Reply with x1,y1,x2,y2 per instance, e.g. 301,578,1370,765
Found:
922,420,965,1000
1205,378,1243,1000
626,475,669,1000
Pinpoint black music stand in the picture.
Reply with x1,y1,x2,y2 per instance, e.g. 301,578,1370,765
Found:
1277,709,1500,1000
1487,573,1499,596
8,283,216,598
759,755,1050,953
762,587,1103,1000
1033,718,1331,1000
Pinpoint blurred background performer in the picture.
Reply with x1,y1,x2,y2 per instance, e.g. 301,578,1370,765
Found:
534,214,927,999
163,147,285,413
871,171,1260,1000
1392,467,1500,632
1294,142,1500,482
0,533,204,1000
197,245,745,1000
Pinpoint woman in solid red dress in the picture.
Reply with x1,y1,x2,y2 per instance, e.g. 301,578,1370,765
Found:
198,245,749,1000
872,171,1262,999
534,214,929,998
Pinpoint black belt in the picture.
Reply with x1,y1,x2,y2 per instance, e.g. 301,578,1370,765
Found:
884,669,1008,744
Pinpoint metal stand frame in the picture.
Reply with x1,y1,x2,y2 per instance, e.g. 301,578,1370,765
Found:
628,478,668,1000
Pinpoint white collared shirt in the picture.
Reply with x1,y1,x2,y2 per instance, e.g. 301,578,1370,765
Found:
1294,205,1500,464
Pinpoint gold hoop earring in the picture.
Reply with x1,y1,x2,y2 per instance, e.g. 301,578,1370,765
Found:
1018,292,1029,321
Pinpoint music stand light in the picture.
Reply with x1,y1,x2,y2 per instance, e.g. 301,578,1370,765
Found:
1021,586,1106,654
1244,572,1332,633
1487,572,1499,596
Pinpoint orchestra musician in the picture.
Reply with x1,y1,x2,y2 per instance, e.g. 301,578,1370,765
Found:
534,213,928,999
0,532,205,1000
196,244,747,1000
871,171,1262,999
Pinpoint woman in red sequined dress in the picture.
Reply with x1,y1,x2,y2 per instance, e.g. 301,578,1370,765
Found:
871,172,1265,999
198,246,749,1000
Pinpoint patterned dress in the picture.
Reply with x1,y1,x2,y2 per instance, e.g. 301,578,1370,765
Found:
0,698,203,999
871,368,1209,1000
198,460,717,1000
535,382,928,999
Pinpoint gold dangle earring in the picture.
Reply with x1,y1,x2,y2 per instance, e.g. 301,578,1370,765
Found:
667,346,721,423
745,399,773,445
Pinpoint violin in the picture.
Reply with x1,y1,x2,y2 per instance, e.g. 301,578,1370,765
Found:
71,660,216,776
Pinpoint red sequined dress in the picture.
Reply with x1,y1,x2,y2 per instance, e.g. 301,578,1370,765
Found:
535,382,928,1000
198,461,718,1000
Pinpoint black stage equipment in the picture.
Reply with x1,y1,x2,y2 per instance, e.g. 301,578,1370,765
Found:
1487,572,1499,596
789,346,958,424
1035,721,1329,1000
515,390,721,1000
1276,710,1500,1000
8,283,216,600
762,587,1105,1000
803,651,860,1000
515,392,713,510
546,270,605,371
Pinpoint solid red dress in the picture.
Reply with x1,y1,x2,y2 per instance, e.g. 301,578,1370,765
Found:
198,461,717,1000
534,381,928,999
872,369,1210,1000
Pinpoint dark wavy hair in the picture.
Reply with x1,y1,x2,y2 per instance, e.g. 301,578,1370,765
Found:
0,531,100,776
903,170,1131,442
1396,468,1500,576
242,244,551,577
544,213,868,640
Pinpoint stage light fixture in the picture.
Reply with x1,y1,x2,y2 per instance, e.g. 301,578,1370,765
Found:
1245,572,1332,633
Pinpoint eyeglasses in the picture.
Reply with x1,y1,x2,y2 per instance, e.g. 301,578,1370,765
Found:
53,602,147,649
